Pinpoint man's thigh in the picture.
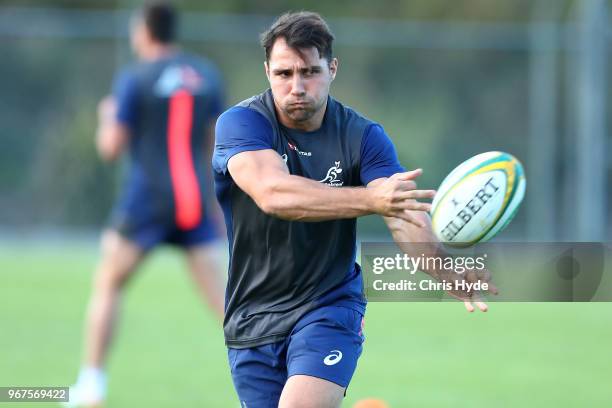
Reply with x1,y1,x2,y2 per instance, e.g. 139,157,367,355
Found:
98,229,145,279
228,343,287,408
107,209,168,252
281,306,365,408
279,375,344,408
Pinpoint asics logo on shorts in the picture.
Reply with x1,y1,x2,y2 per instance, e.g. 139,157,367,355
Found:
323,350,343,366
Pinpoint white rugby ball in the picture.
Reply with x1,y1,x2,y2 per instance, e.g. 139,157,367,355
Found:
430,151,526,247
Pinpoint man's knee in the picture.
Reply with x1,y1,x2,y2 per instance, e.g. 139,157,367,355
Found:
94,230,143,290
94,261,130,291
186,242,217,263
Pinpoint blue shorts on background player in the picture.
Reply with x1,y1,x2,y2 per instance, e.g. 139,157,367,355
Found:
67,3,226,407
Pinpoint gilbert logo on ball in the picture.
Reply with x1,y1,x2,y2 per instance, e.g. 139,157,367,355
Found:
430,151,526,247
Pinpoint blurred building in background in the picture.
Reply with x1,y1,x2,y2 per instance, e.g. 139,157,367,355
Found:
0,0,609,242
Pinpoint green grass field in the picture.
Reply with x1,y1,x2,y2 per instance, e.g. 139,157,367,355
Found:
1,243,611,407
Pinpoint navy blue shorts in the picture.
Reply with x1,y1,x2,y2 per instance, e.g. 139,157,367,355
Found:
228,305,365,408
108,208,219,251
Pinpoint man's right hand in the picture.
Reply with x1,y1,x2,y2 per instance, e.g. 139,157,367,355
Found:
95,95,128,162
444,267,498,313
368,169,436,227
97,95,116,123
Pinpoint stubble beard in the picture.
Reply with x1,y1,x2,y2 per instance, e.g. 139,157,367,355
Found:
282,97,325,124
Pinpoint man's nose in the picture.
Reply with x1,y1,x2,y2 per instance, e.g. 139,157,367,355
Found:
290,75,306,96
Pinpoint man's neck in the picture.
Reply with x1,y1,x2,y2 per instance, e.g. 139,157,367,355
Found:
141,43,178,62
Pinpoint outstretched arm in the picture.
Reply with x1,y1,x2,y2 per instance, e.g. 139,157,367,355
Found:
368,177,497,312
227,149,435,225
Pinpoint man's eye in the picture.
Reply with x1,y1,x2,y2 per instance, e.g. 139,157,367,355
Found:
304,69,321,77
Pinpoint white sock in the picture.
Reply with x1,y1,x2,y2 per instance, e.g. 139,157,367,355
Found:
78,367,105,385
75,367,106,400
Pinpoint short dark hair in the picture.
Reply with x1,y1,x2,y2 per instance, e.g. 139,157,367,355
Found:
260,11,335,62
140,1,177,43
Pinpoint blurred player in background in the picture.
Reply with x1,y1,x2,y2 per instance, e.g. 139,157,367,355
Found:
67,2,226,406
213,11,495,407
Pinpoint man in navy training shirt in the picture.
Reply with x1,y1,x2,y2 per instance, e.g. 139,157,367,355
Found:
213,11,496,408
68,2,226,406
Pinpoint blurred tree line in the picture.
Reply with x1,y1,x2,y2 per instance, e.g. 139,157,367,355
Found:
0,0,579,237
6,0,563,21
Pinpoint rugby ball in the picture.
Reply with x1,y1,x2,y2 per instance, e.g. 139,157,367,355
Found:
430,151,526,247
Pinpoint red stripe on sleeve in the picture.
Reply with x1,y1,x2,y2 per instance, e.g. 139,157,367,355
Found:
167,89,202,230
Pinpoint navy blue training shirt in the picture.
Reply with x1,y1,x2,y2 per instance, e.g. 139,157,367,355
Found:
213,90,404,348
112,52,224,231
